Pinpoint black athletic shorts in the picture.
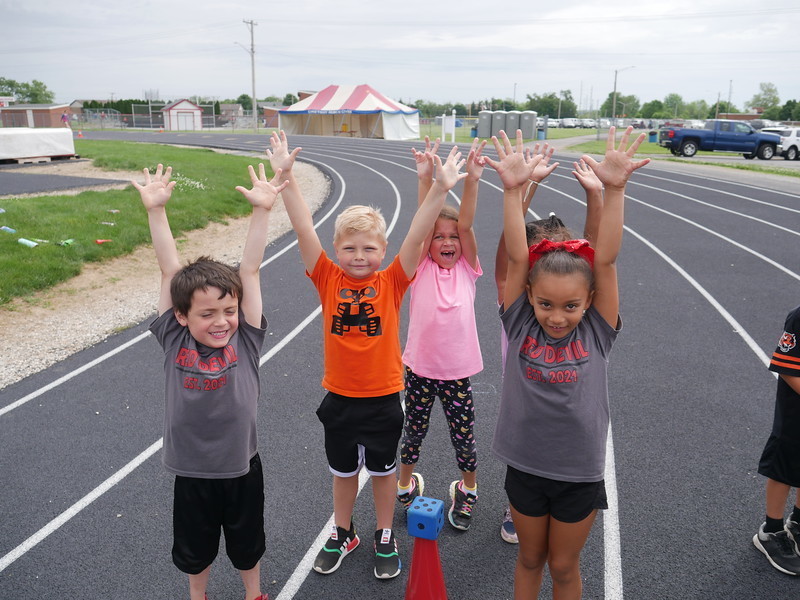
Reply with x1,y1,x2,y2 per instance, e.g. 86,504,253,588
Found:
758,435,800,487
172,453,265,574
316,391,403,477
505,465,608,523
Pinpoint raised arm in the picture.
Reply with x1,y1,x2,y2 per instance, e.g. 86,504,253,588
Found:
234,163,289,327
582,126,650,327
522,143,558,213
266,130,323,274
458,137,486,270
399,146,467,278
412,136,440,206
494,142,555,303
484,130,542,310
572,158,604,245
132,164,179,315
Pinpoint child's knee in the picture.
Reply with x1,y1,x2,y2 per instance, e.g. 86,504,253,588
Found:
547,555,580,583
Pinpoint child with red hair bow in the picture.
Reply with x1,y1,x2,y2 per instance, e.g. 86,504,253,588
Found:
485,127,649,600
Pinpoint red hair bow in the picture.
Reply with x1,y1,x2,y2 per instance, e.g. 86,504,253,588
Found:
528,238,595,269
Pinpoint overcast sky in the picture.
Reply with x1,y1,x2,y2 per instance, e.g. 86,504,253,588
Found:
1,0,798,111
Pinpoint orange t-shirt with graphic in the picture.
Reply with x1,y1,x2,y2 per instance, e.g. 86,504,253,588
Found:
308,251,411,397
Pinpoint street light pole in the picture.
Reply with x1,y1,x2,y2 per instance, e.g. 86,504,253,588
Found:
611,65,634,125
241,19,258,133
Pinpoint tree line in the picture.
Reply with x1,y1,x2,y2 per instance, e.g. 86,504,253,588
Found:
2,76,798,122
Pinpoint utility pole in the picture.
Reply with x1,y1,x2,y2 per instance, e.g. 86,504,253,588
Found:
242,19,258,133
611,66,634,125
727,80,733,114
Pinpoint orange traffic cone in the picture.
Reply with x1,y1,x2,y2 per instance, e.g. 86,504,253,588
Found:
77,131,84,138
404,537,447,600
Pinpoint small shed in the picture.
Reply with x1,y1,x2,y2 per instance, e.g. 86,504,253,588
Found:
0,103,71,128
162,99,203,131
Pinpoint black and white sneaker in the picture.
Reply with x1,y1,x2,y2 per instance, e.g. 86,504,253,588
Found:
753,522,800,575
313,523,360,575
786,519,800,555
374,528,401,579
448,480,477,531
397,473,425,511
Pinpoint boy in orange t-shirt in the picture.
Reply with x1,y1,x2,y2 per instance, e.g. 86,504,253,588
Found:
265,131,465,580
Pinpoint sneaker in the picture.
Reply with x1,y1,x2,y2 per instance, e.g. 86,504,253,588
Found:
374,529,401,579
786,519,800,555
753,522,800,575
397,473,425,510
313,523,360,575
500,506,518,544
448,480,477,531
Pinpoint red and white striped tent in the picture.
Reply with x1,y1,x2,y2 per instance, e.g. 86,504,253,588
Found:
279,84,419,140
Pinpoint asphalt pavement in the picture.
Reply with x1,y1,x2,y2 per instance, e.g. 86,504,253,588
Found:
1,130,799,600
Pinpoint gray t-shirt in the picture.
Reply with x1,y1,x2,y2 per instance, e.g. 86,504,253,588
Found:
493,293,620,482
150,310,267,479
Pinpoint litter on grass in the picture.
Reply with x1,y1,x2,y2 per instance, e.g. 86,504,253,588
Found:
18,238,38,248
95,239,113,244
1,225,16,233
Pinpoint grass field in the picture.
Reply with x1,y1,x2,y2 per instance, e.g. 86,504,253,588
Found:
0,141,277,306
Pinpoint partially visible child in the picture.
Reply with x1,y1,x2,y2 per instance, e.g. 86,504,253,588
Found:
134,162,286,600
753,307,800,575
397,137,485,532
486,127,648,599
265,131,466,580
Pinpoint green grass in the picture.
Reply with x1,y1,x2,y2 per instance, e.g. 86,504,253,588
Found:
0,141,275,306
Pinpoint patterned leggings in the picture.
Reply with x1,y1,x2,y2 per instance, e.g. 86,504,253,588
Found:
400,366,477,472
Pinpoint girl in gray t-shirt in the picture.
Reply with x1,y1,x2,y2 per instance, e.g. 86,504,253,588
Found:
485,127,649,599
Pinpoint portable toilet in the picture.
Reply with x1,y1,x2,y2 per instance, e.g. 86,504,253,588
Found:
491,111,507,138
477,111,492,138
520,111,537,139
506,111,521,136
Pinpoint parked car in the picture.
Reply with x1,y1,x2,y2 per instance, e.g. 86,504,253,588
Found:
536,117,545,128
579,118,597,128
547,118,561,128
761,127,800,161
561,118,579,128
658,119,780,159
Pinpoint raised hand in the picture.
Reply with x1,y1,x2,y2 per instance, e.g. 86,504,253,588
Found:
529,143,558,183
132,164,176,210
411,135,440,181
572,158,603,193
465,137,487,182
433,145,468,191
484,130,543,190
235,163,289,210
583,126,650,189
265,130,302,175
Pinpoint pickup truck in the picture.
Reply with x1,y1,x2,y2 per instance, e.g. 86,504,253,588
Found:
658,119,781,160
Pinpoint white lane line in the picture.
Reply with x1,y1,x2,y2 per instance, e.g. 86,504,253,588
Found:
0,332,151,418
0,158,345,418
604,428,623,599
274,470,370,600
628,182,800,236
0,439,163,573
636,171,800,206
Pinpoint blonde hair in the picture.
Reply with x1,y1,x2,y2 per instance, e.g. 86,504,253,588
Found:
334,205,387,245
438,204,459,222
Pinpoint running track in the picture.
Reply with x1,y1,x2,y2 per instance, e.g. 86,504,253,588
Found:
1,131,799,599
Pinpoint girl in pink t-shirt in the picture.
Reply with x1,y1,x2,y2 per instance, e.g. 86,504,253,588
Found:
396,137,485,532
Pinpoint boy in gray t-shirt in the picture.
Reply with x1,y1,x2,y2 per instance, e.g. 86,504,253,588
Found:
134,161,287,600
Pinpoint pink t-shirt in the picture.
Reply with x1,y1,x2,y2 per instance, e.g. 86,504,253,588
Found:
403,254,483,380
